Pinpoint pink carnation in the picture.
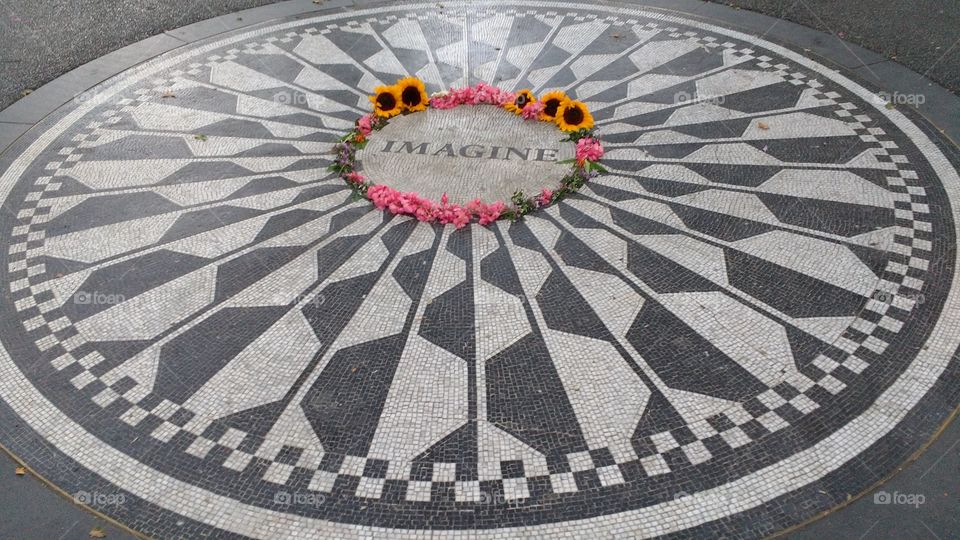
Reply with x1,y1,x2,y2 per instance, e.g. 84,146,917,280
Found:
521,101,545,120
538,188,553,207
575,137,604,163
477,201,505,226
472,83,500,104
357,114,374,136
430,92,459,109
367,184,397,210
451,86,477,105
345,172,366,184
436,193,471,229
496,90,517,107
465,198,484,215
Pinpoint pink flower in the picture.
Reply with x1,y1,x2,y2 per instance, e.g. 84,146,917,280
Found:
366,187,509,228
357,114,374,136
415,202,436,222
436,193,472,229
430,92,459,109
521,101,545,120
575,137,604,163
477,201,505,226
345,172,366,184
472,83,499,104
465,198,484,215
367,184,398,210
451,86,477,105
452,208,470,228
538,188,553,206
496,91,517,107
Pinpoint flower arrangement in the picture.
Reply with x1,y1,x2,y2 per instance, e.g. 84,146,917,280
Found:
331,78,606,228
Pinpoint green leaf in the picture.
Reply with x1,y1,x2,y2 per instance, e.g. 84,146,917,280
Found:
589,161,609,174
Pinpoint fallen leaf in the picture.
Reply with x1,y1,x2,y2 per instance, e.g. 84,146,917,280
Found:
161,90,176,99
611,33,620,39
194,134,208,142
885,102,895,110
20,89,33,97
758,121,770,130
89,527,107,538
15,466,26,475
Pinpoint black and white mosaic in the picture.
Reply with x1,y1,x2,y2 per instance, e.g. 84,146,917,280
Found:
0,1,958,538
359,106,576,204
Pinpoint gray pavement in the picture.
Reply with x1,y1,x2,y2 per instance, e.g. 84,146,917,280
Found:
0,450,135,540
791,413,960,539
1,0,958,112
704,0,959,95
0,0,281,111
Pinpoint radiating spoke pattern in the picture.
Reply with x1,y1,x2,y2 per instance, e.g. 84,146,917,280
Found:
0,2,957,538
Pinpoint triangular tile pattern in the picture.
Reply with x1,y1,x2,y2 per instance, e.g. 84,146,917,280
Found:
3,5,938,517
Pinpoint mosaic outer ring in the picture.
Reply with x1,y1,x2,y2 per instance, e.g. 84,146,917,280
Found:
0,2,957,538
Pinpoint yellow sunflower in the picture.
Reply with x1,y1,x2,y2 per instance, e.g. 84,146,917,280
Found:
396,77,429,112
538,90,569,121
505,89,536,115
555,100,594,132
370,85,402,118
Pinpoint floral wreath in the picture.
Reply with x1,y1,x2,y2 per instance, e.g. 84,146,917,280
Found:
330,77,606,228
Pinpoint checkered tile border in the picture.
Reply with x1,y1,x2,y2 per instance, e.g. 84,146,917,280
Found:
3,7,936,503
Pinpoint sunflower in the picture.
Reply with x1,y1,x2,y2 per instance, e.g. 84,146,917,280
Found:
505,89,536,115
538,90,569,121
370,85,402,118
396,77,429,112
555,100,594,132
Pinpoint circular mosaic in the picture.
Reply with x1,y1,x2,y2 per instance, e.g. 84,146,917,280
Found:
359,107,575,204
0,1,957,538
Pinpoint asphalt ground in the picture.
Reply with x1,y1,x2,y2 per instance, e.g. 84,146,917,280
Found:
0,0,279,110
703,0,959,94
1,0,958,111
